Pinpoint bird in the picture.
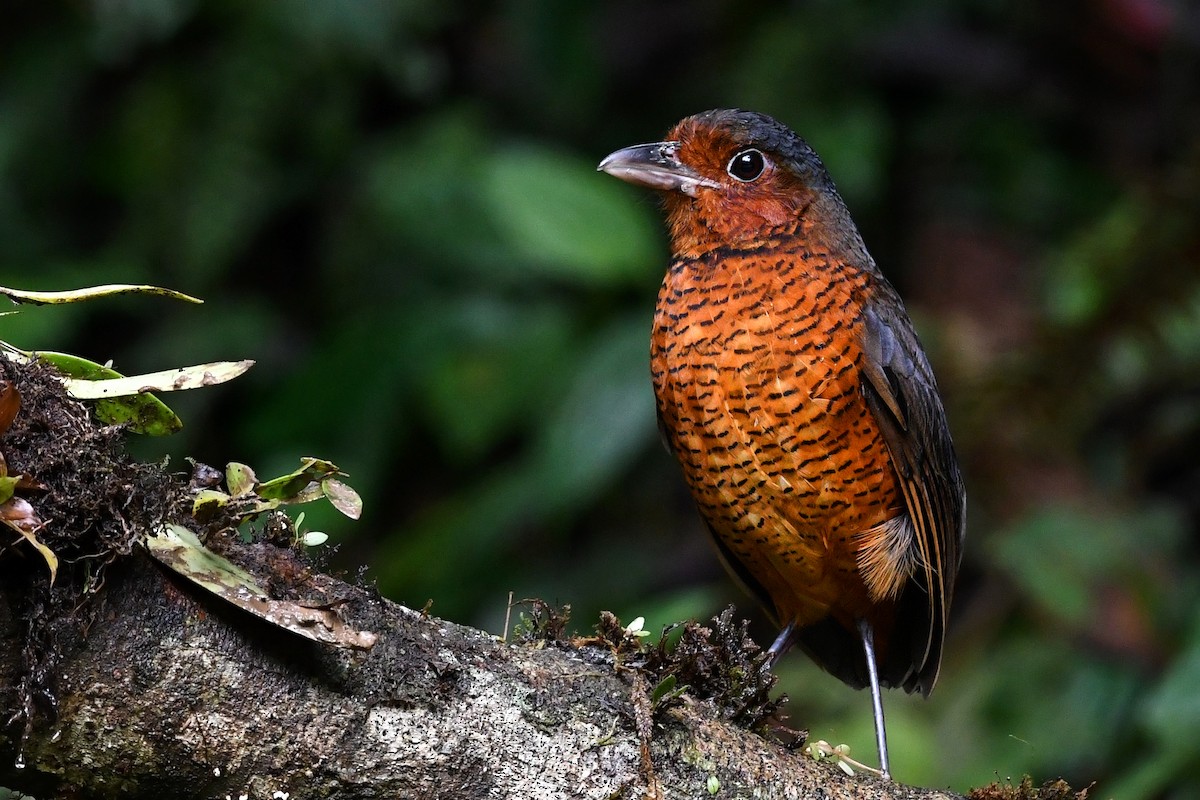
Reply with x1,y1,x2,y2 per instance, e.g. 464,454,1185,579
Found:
598,109,965,779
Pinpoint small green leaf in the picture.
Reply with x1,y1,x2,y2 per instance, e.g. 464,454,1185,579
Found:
226,462,257,497
706,775,720,795
192,489,230,516
246,497,282,515
301,531,329,547
256,476,314,501
650,674,677,706
32,351,120,380
649,673,688,711
0,475,19,505
93,397,184,436
258,458,342,501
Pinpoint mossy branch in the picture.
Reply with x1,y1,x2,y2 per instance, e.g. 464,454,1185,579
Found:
0,356,967,799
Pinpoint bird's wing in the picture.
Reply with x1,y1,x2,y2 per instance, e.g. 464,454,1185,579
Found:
859,291,966,696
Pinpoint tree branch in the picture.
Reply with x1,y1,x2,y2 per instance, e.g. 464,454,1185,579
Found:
0,551,965,799
0,353,965,798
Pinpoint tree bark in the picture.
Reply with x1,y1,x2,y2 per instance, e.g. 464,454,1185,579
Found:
0,551,964,800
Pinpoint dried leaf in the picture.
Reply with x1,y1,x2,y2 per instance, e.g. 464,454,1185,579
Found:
146,524,377,650
188,460,224,490
0,496,38,527
0,380,20,435
0,284,202,306
288,483,327,504
63,360,254,399
13,475,45,492
321,478,363,520
0,497,56,583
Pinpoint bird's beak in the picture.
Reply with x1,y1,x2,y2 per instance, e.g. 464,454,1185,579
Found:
597,142,720,197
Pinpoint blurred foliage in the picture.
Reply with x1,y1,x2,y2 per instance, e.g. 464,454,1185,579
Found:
1,0,1198,796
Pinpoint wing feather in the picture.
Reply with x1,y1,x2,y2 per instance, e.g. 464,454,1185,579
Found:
860,298,966,695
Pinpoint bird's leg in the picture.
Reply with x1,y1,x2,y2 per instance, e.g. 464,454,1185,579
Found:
857,617,891,779
766,622,797,668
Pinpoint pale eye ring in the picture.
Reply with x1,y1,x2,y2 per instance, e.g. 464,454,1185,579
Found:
727,148,767,182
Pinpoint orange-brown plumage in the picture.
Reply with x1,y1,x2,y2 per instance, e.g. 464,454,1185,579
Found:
600,109,966,777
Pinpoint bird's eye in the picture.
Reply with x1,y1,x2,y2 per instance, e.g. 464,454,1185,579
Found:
727,149,767,182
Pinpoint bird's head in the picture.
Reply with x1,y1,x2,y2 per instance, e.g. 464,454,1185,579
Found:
599,109,856,260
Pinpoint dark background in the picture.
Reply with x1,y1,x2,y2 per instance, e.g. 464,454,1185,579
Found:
3,1,1199,795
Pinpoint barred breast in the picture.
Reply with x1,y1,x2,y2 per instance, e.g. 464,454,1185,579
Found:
650,239,906,631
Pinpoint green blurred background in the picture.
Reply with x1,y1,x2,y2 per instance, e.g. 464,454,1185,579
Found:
3,1,1199,795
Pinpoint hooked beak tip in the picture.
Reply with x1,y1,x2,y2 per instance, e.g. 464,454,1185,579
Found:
597,141,716,196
